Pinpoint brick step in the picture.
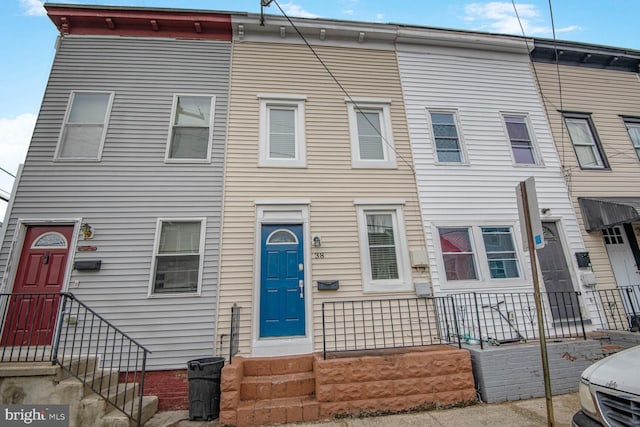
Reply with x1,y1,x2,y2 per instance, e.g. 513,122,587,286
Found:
243,354,314,377
236,396,319,427
586,331,611,341
601,344,625,355
240,371,314,400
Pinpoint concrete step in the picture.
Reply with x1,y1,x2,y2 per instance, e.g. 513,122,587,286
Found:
242,354,314,377
236,396,319,427
102,395,158,427
240,371,314,400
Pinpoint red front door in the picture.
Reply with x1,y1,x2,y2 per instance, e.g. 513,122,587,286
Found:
1,225,73,346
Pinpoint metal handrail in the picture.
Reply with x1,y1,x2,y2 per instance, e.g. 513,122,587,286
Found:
321,296,460,359
587,285,640,332
0,292,151,426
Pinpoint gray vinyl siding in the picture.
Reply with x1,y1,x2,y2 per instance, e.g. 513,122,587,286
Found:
397,46,586,296
0,36,230,370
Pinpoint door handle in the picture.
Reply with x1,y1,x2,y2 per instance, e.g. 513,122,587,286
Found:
43,251,50,265
299,280,304,299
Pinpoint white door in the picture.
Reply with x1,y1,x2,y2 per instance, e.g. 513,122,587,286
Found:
603,226,640,287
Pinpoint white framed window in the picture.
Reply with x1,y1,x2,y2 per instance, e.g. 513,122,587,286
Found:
258,94,306,167
166,95,215,161
356,201,411,292
429,110,465,163
437,225,522,284
149,218,205,296
623,117,640,160
564,114,608,169
347,98,395,168
56,91,114,160
503,114,538,165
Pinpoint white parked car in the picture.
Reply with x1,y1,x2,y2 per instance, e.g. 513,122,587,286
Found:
573,344,640,427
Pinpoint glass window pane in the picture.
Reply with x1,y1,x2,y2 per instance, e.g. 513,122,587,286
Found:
437,150,462,163
69,93,110,123
430,112,455,125
439,228,477,281
174,96,211,127
439,228,473,253
367,213,399,280
431,112,461,163
268,230,297,244
269,108,296,159
357,111,384,160
60,125,102,158
565,119,593,143
625,122,640,159
170,127,209,159
481,227,519,278
513,146,535,164
575,145,599,167
504,117,529,140
159,221,201,254
443,254,477,280
33,233,67,248
432,124,458,138
154,254,199,293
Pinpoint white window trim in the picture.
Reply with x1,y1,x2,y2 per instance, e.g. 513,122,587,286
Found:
501,112,543,167
433,222,526,289
355,200,411,292
347,99,396,168
426,108,468,165
55,91,114,161
165,94,215,163
258,94,306,167
148,217,206,298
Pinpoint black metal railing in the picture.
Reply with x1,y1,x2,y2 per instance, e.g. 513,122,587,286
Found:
0,293,150,426
229,303,240,363
321,296,460,359
450,291,587,349
588,285,640,332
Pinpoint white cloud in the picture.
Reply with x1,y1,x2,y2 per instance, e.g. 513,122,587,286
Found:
342,10,354,15
463,2,579,37
279,2,319,19
376,13,385,21
19,0,46,16
0,113,36,216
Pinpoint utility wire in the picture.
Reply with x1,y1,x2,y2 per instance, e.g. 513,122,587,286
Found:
547,0,566,170
0,165,15,178
269,0,416,174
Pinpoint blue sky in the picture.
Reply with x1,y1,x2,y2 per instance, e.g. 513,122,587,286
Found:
1,0,639,217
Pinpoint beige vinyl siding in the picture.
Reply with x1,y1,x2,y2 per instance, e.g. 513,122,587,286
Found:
218,41,428,356
534,62,640,291
397,47,585,296
0,36,230,370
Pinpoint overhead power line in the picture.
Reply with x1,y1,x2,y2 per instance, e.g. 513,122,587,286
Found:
0,166,16,178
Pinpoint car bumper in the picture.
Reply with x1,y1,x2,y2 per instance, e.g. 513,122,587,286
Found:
572,410,603,427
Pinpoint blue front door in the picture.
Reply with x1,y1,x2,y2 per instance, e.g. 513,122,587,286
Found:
260,224,305,337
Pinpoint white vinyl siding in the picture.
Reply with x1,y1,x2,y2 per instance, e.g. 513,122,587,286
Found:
564,115,607,169
503,114,538,165
347,100,396,168
166,95,214,161
356,203,411,292
429,111,464,163
56,91,113,160
624,118,640,160
151,219,205,295
258,95,306,167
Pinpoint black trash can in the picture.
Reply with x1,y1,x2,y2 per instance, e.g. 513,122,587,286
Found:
187,356,225,421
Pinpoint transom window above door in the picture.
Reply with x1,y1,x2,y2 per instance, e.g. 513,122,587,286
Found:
429,111,464,163
258,94,306,167
267,229,298,244
166,95,215,161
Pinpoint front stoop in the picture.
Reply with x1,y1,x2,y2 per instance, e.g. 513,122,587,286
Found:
0,357,158,427
220,355,319,427
219,346,476,427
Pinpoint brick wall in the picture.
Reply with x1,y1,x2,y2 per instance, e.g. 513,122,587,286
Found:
140,370,189,411
468,339,602,403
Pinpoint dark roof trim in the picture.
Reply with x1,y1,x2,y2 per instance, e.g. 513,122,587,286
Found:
531,39,640,73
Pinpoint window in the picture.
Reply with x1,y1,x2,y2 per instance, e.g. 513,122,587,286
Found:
56,91,113,160
437,225,521,283
624,118,640,160
430,111,463,163
356,202,410,292
481,227,520,279
32,233,67,248
439,228,478,281
167,95,214,161
347,99,395,168
504,115,537,165
603,227,624,245
151,219,204,295
564,114,607,169
258,95,306,167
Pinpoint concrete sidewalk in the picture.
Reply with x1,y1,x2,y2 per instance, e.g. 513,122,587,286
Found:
146,393,580,427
